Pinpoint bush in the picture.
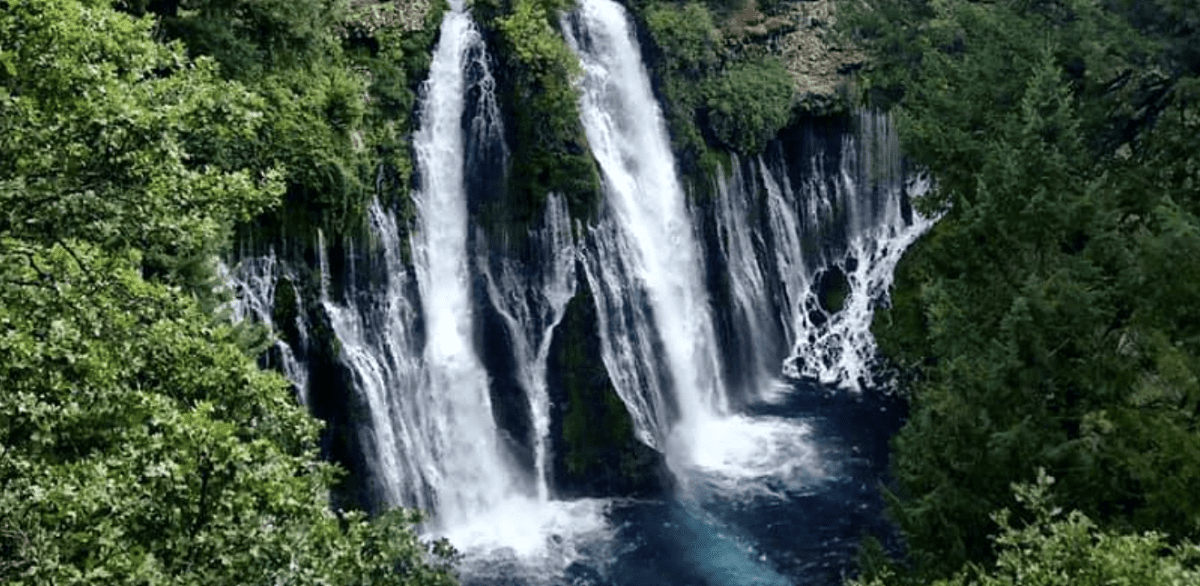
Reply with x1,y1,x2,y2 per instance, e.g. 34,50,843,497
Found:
852,472,1200,586
644,2,720,73
702,57,794,154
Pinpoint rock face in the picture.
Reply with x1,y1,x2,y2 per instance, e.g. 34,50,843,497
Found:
344,0,435,34
721,0,863,115
546,273,675,499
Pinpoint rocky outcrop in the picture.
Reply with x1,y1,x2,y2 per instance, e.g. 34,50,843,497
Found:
343,0,435,35
721,0,863,115
547,272,675,499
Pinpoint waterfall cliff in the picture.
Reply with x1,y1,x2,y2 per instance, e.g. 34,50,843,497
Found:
224,0,931,578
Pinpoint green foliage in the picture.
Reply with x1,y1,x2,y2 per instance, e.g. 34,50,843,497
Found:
491,0,601,228
498,0,577,71
849,0,1200,579
702,57,794,154
0,0,281,286
144,0,343,80
852,472,1200,586
637,1,795,171
0,243,458,586
643,2,719,73
118,0,443,237
0,2,458,583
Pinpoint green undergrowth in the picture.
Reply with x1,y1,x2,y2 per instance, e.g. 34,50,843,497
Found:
121,0,447,241
473,0,602,244
630,0,797,190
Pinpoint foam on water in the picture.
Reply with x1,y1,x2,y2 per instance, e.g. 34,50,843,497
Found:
678,413,825,501
447,499,613,584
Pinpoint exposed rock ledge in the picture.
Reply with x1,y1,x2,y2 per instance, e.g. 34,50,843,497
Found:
723,0,864,115
344,0,434,35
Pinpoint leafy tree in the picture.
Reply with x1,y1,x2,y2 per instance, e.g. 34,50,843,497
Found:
0,242,459,586
643,2,720,74
0,2,459,583
114,0,439,236
0,0,281,287
852,472,1200,586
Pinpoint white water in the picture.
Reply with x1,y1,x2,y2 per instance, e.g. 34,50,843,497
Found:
711,161,786,398
407,4,610,568
704,112,934,393
565,0,727,458
318,210,433,510
410,0,522,530
222,251,310,404
225,3,930,579
779,112,934,389
479,194,577,501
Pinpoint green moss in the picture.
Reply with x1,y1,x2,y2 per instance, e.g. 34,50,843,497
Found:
555,286,653,485
635,2,796,190
271,276,302,346
473,0,602,241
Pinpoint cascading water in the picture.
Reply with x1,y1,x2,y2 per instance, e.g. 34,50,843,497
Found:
222,251,311,404
409,0,522,530
479,194,577,501
564,0,727,457
308,3,608,571
768,113,932,390
711,162,787,401
227,1,930,580
705,112,933,394
317,208,431,510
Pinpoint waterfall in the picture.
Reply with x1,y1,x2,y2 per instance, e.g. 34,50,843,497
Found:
307,3,609,560
479,194,577,501
564,0,727,455
710,160,786,400
317,209,432,510
408,0,521,529
778,113,933,389
222,251,311,405
709,112,934,392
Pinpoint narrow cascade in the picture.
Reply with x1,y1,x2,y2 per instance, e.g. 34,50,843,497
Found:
316,210,432,511
222,252,310,404
564,0,727,454
710,161,786,400
479,194,577,501
409,0,520,529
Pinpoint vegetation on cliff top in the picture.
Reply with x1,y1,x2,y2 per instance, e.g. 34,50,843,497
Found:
479,0,602,231
630,0,799,180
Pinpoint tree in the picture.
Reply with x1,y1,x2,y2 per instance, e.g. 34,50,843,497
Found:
852,472,1200,586
0,2,458,583
0,242,458,586
846,0,1200,578
0,0,281,284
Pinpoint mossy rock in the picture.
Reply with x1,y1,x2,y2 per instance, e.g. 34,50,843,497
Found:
547,270,674,498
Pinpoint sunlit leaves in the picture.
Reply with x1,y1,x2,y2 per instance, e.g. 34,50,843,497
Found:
0,2,457,584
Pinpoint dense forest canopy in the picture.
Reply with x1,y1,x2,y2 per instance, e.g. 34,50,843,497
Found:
0,0,456,583
844,0,1200,583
